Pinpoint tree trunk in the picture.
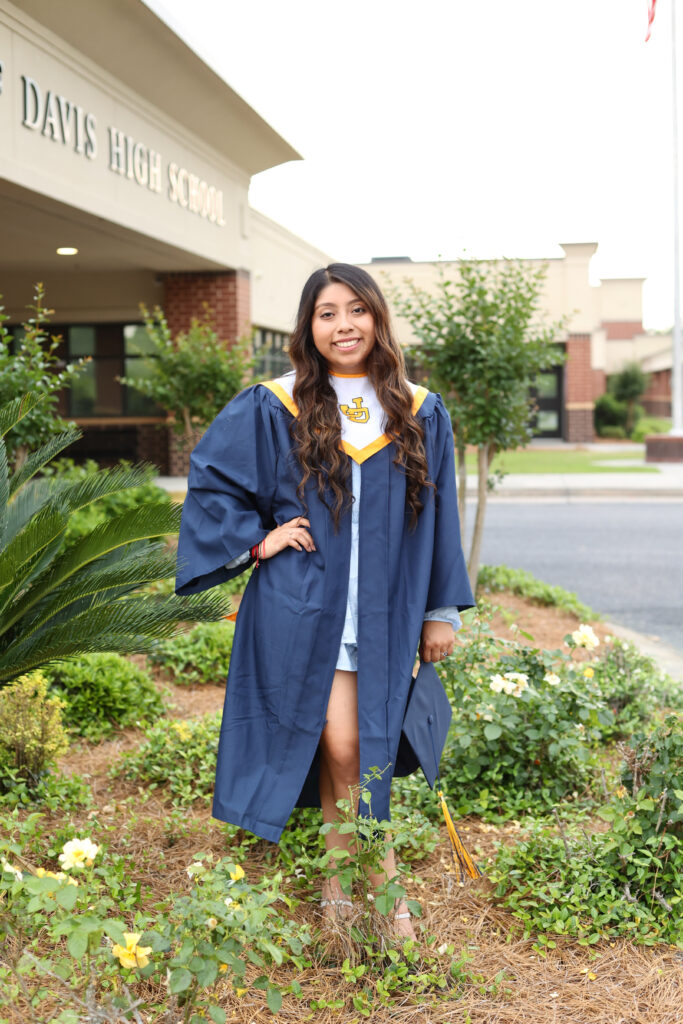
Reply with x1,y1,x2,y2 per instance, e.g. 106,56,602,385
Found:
182,407,194,443
456,437,467,539
626,398,635,437
467,445,490,594
13,445,28,473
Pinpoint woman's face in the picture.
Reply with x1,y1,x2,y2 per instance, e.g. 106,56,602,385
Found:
311,281,376,375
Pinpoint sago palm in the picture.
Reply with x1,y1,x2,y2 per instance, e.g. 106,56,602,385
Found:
0,393,227,684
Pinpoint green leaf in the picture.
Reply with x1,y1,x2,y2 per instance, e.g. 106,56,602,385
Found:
208,1009,226,1024
55,885,78,910
266,986,282,1014
66,928,88,960
169,967,193,994
484,723,503,741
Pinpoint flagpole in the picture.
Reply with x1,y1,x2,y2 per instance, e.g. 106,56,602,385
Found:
672,0,683,434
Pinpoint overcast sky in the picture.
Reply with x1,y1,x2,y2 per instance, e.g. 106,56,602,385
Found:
145,0,677,330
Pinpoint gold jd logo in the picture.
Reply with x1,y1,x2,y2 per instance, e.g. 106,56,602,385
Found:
340,397,370,423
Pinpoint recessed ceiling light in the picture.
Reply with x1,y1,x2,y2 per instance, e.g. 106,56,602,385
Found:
56,246,78,256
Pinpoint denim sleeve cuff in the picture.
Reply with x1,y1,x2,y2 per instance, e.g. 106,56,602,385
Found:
224,549,251,570
424,606,462,631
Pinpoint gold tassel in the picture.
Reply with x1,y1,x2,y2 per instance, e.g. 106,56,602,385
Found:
438,789,482,882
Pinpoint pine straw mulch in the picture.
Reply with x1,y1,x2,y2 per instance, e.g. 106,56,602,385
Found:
8,593,681,1023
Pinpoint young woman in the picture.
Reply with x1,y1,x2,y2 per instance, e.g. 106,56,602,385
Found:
175,263,474,938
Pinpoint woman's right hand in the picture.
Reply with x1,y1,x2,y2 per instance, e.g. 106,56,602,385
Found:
261,516,315,558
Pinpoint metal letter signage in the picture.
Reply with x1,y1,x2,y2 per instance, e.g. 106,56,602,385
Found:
21,75,97,160
15,68,225,228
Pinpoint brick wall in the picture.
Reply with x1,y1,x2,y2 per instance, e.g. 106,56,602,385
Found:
163,269,251,341
162,270,251,475
564,333,595,442
642,368,672,417
136,423,169,475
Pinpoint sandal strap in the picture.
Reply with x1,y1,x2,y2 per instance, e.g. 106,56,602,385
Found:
320,898,353,908
393,911,411,920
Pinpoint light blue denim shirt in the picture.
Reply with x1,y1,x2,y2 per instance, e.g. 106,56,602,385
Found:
336,461,461,670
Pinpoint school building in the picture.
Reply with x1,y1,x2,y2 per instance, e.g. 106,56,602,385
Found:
1,0,673,469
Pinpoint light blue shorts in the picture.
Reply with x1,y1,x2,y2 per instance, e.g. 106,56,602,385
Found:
335,643,358,671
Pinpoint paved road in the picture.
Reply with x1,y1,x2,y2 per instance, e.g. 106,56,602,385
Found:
466,500,683,654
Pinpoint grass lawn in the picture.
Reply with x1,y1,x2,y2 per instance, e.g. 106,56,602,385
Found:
464,447,657,474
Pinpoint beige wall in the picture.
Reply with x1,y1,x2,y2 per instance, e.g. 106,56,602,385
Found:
249,210,332,333
361,243,656,379
2,270,162,324
0,1,252,272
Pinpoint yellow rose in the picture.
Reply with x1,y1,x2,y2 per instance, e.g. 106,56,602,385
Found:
112,932,153,970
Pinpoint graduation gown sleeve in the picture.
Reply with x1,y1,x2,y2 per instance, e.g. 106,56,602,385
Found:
425,396,475,613
175,387,277,596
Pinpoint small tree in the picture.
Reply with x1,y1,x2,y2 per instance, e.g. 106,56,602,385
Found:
609,362,649,437
119,306,253,442
0,285,86,469
391,259,565,591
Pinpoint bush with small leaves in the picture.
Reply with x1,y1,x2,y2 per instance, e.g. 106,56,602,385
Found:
112,713,221,805
148,620,234,685
0,672,69,792
490,715,683,948
44,653,165,742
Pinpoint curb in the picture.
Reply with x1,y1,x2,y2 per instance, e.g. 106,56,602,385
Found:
603,621,683,683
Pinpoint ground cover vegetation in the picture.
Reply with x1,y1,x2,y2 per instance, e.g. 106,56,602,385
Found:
1,568,682,1022
464,447,658,474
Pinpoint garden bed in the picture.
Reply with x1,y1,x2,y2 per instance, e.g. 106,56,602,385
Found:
2,589,682,1024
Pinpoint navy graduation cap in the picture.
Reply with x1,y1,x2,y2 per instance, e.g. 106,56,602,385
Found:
394,661,452,787
395,660,483,883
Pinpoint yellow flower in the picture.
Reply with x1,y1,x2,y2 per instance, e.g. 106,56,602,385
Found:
219,963,228,973
583,667,595,679
616,785,628,799
229,864,245,882
58,838,99,871
111,932,153,969
235,988,248,998
171,721,191,741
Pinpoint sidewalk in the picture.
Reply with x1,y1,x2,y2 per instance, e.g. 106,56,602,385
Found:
155,462,683,502
479,463,683,500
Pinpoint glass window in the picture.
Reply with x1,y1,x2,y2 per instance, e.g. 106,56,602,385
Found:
536,372,559,399
69,326,96,357
537,410,559,433
123,357,163,416
124,323,156,356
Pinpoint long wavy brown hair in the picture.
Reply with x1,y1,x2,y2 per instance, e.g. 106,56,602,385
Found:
288,263,433,530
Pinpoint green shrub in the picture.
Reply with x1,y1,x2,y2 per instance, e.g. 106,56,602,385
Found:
598,425,626,439
591,638,683,739
490,715,683,948
0,672,69,791
112,713,221,805
631,416,671,443
594,392,627,434
477,564,596,620
44,653,165,741
42,458,171,546
148,621,234,685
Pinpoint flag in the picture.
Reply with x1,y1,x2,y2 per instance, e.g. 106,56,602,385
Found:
645,0,657,42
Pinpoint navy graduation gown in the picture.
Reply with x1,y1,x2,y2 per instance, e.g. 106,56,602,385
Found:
175,382,474,843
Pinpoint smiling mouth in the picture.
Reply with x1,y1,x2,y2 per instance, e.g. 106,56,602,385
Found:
333,338,361,349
